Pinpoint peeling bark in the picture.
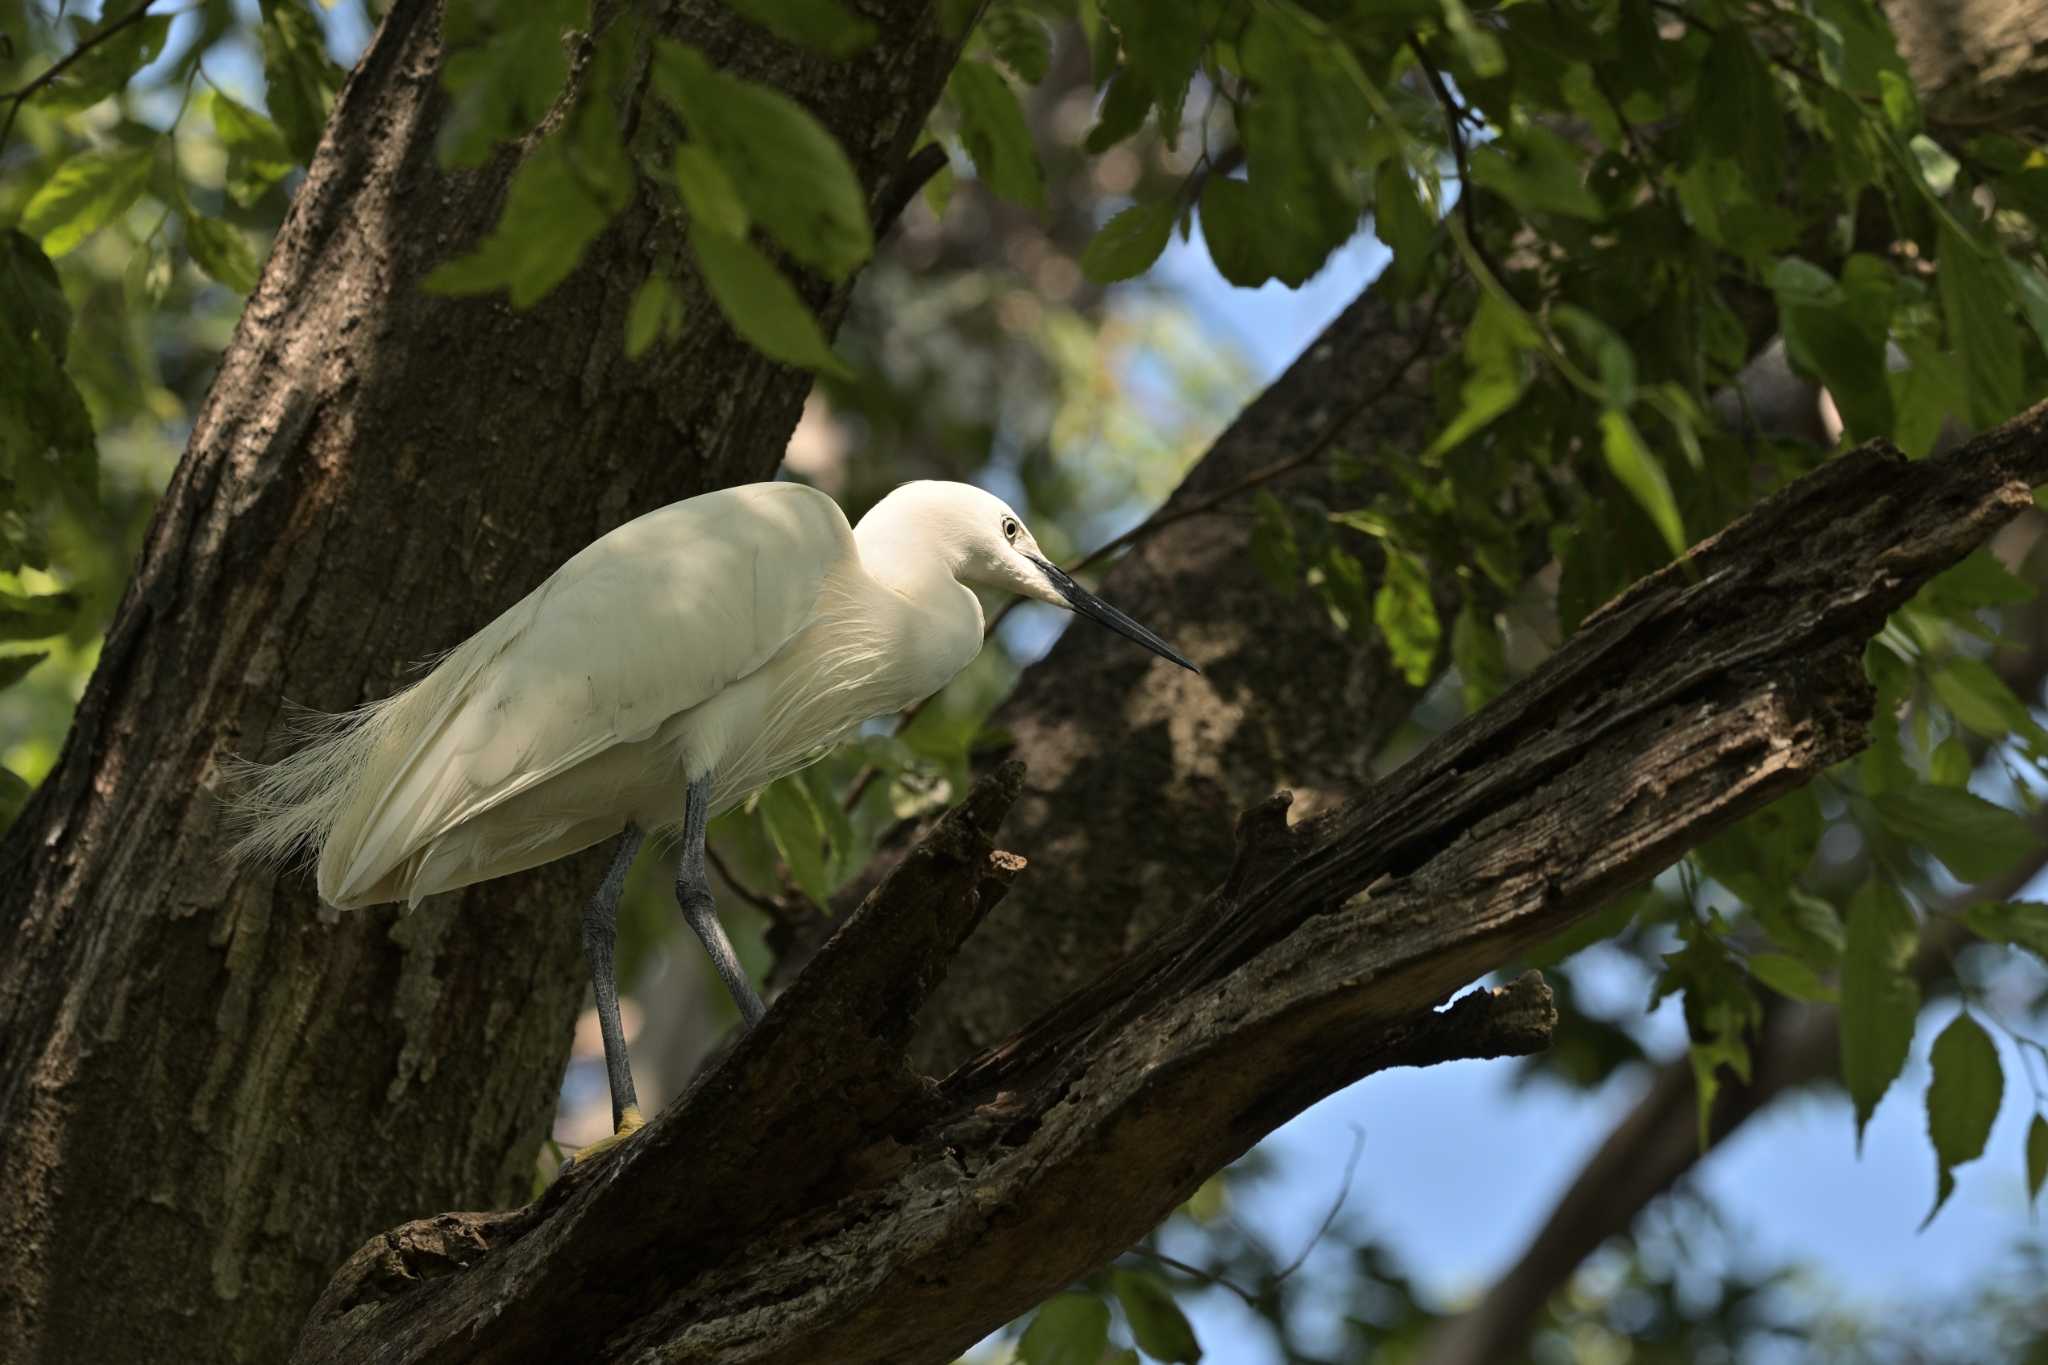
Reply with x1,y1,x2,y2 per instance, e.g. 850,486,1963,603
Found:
294,404,2048,1365
0,3,959,1360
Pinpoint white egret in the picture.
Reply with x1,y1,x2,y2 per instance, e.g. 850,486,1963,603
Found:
230,479,1196,1156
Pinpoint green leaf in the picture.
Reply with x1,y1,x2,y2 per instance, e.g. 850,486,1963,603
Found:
1599,410,1686,558
436,0,581,167
22,145,155,257
1100,0,1206,144
652,42,874,279
1696,26,1783,187
2008,260,2048,361
207,89,297,206
1452,600,1506,710
1889,338,1967,458
424,104,631,307
1374,546,1440,687
1841,881,1921,1143
719,0,876,57
689,226,849,376
41,10,172,113
182,213,262,294
1373,161,1432,288
1080,199,1176,283
0,652,49,689
1441,0,1505,77
1423,294,1532,460
625,275,685,359
1874,785,2036,883
1759,889,1847,966
1553,306,1637,411
0,591,79,642
1085,68,1152,154
983,2,1052,83
1199,176,1267,287
1747,952,1836,1003
0,232,95,492
1233,14,1366,286
259,0,346,165
1934,656,2046,746
1110,1270,1202,1362
948,60,1045,211
1929,737,1973,787
1910,133,1961,195
672,142,751,239
1017,1294,1111,1365
1960,902,2048,962
1653,920,1761,1149
1469,123,1605,220
1940,223,2023,427
2028,1113,2048,1211
1772,257,1894,442
1925,548,2033,616
1924,1011,2002,1224
1249,491,1299,593
757,776,833,906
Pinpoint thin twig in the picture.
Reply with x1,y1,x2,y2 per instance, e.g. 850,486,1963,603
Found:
1406,35,1506,290
705,843,788,920
840,283,1454,812
1120,1246,1262,1308
1274,1122,1366,1283
0,2,161,152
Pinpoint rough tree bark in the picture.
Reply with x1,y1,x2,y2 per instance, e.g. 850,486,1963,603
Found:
0,3,960,1360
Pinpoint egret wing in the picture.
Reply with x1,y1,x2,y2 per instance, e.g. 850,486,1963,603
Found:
319,482,852,904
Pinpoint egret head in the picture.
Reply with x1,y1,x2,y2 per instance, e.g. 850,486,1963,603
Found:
870,481,1200,674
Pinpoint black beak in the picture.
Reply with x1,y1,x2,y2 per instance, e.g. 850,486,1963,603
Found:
1026,554,1201,674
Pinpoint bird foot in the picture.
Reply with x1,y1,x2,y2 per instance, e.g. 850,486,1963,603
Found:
558,1105,645,1177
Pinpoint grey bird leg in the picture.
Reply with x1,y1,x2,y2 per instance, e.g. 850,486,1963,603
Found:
677,774,767,1028
581,824,645,1131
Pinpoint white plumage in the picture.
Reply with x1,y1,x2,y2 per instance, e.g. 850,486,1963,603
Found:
229,476,1195,1154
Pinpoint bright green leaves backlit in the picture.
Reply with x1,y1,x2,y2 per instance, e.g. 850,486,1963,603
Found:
425,91,632,307
36,9,172,117
1018,1294,1112,1365
648,38,868,373
688,226,850,377
425,11,872,373
652,41,873,282
436,0,583,168
22,145,154,258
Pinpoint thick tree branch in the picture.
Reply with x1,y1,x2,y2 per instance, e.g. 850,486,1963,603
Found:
294,405,2048,1364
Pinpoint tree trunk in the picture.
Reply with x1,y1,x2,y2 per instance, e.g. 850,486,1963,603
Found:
0,3,958,1360
292,406,2048,1364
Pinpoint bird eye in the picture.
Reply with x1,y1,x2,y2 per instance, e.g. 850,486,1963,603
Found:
1002,517,1020,542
